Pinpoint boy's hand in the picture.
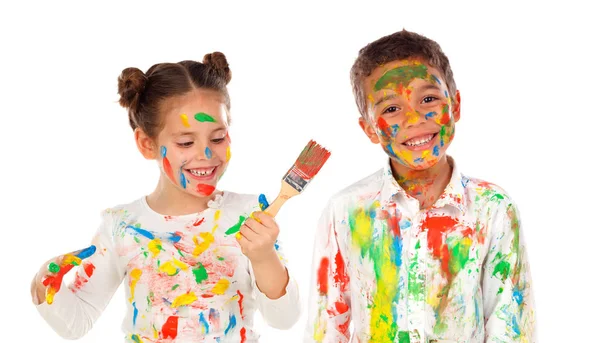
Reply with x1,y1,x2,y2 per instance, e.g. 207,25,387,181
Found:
31,245,96,305
237,211,279,264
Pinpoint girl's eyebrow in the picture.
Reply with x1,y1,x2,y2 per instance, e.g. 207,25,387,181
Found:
170,131,195,137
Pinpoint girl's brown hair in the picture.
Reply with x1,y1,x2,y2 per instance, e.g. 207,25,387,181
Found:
118,52,232,138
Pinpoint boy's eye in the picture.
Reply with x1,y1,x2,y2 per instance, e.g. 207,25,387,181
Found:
211,138,225,144
383,106,400,114
422,96,438,104
177,142,194,147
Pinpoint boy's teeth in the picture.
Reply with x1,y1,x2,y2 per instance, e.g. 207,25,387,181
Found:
189,168,215,176
405,134,434,146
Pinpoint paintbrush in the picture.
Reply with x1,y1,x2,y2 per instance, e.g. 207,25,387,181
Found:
264,140,331,217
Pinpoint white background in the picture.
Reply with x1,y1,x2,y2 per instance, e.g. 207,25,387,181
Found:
1,0,598,342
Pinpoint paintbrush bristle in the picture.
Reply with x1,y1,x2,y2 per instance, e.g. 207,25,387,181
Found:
283,140,331,192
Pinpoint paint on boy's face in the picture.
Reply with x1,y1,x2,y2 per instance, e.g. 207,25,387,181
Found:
365,60,457,170
156,91,231,198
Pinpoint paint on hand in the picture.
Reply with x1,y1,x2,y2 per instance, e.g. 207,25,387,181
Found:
225,216,246,235
42,245,97,304
258,194,269,211
196,184,216,196
205,147,213,159
180,114,191,128
194,112,216,123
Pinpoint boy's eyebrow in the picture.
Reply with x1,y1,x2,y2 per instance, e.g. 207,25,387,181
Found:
415,84,442,92
373,93,399,107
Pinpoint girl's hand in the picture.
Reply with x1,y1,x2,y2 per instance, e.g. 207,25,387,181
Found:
237,212,279,264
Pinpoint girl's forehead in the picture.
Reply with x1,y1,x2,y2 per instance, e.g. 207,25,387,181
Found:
162,91,229,125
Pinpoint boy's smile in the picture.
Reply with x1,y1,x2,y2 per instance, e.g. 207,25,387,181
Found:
360,59,461,170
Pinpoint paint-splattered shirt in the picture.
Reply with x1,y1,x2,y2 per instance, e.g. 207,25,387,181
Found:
305,158,535,343
36,192,301,342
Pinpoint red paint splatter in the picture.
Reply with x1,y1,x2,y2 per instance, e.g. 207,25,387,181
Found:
163,157,176,183
237,290,245,319
422,215,458,278
193,218,205,226
386,203,401,237
317,257,329,294
338,317,351,336
377,117,390,133
164,215,174,221
196,184,216,196
42,263,75,295
240,327,247,343
334,249,349,292
161,316,178,339
83,262,95,277
201,294,215,298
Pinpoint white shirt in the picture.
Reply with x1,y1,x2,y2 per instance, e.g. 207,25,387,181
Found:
304,158,535,343
36,192,301,342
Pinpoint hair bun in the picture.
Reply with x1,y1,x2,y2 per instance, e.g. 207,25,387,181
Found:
203,52,232,84
118,67,148,109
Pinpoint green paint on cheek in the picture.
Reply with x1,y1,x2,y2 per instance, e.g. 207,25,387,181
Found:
493,260,511,281
194,112,216,123
374,64,429,91
193,263,208,284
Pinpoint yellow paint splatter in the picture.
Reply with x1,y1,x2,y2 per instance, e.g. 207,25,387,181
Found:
193,232,214,257
367,94,375,105
212,279,230,295
62,254,82,266
148,238,162,257
129,268,142,303
406,110,420,125
421,149,431,160
226,146,231,162
159,258,189,276
171,291,198,308
214,210,221,221
399,150,413,163
180,114,190,128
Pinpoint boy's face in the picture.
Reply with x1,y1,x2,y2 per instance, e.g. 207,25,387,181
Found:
359,59,461,170
136,89,232,197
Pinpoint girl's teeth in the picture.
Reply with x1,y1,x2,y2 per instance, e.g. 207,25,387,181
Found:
190,168,215,176
405,134,434,146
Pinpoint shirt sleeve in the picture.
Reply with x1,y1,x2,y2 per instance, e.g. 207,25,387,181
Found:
35,209,125,339
482,199,536,342
304,201,351,343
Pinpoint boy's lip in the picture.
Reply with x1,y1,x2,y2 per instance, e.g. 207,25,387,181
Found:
401,132,439,151
184,165,220,181
400,130,440,144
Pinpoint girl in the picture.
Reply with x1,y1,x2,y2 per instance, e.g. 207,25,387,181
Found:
30,52,301,342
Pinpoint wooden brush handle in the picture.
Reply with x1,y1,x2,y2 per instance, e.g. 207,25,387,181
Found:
264,180,300,217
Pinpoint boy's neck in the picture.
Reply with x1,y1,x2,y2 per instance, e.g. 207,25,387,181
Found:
391,155,453,210
146,177,215,216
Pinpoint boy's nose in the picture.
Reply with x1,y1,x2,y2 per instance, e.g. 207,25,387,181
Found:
403,108,427,128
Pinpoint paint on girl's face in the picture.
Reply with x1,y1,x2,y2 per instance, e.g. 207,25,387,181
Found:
194,112,216,123
180,114,191,128
179,165,187,189
196,183,216,196
226,146,231,163
368,60,457,170
160,146,176,183
205,147,213,159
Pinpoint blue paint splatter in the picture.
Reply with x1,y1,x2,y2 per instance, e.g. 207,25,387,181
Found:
180,166,187,189
400,220,411,230
161,146,167,158
274,240,280,251
425,112,436,119
126,225,181,243
76,245,97,259
199,312,210,334
205,147,213,159
392,235,403,267
127,226,155,240
132,302,138,326
513,289,524,306
440,137,445,147
385,144,398,159
510,315,521,336
414,157,424,163
444,90,448,98
166,232,182,243
461,176,470,188
258,194,269,211
224,314,237,335
433,145,440,156
432,75,441,85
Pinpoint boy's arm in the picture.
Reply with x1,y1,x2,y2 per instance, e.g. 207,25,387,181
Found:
304,201,351,343
482,200,536,342
32,210,125,339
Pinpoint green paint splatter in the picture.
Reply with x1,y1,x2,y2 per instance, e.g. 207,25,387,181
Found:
193,263,208,284
134,236,140,244
397,331,410,343
218,257,225,261
171,284,179,291
225,216,246,235
177,249,184,258
497,287,504,295
48,262,60,273
448,236,472,275
143,251,148,258
194,112,216,123
434,321,449,335
374,64,430,91
493,260,511,281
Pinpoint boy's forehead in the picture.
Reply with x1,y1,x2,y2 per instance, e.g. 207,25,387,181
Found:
364,58,445,92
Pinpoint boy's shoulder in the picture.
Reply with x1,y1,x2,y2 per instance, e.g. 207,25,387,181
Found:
461,174,515,205
328,167,387,207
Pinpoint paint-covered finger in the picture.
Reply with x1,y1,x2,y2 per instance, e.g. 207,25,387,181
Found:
243,217,264,232
239,224,260,241
253,211,276,228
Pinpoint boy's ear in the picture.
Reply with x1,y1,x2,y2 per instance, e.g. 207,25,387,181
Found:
452,90,461,122
359,117,381,144
135,128,158,160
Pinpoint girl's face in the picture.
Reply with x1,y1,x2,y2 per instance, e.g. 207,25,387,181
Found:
139,89,231,198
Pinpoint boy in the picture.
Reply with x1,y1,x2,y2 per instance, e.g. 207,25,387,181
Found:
305,30,535,343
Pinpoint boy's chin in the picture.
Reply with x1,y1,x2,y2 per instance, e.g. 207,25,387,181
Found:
390,154,443,171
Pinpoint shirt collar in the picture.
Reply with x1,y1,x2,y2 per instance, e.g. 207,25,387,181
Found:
380,156,467,214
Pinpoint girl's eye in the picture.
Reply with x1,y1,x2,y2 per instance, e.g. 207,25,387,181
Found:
383,106,400,114
211,138,225,144
423,96,437,103
177,142,194,147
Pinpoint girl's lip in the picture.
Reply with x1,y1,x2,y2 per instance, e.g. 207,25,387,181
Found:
184,166,219,181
